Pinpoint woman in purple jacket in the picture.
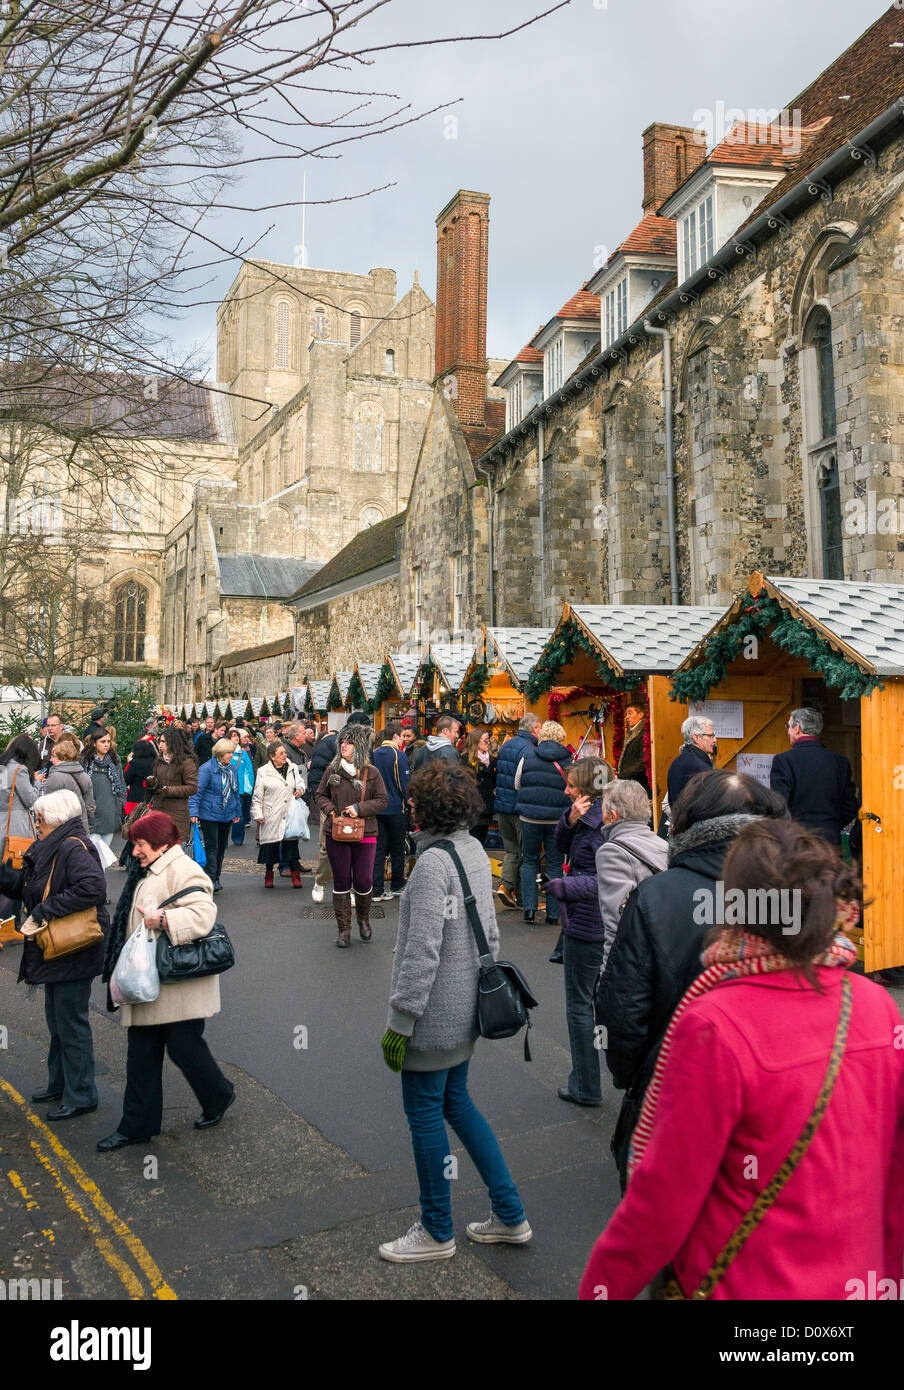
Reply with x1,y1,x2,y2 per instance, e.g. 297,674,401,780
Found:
546,757,612,1107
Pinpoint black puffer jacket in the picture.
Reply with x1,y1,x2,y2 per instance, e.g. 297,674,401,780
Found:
8,816,110,985
125,736,158,798
306,733,337,804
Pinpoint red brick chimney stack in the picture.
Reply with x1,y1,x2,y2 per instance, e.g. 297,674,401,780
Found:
434,189,490,428
641,123,707,212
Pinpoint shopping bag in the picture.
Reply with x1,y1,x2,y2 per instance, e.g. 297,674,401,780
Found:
284,796,310,841
111,923,160,1005
192,823,207,867
90,834,118,870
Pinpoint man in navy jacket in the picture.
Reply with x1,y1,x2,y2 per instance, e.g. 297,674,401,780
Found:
372,722,410,900
493,713,539,908
770,707,859,846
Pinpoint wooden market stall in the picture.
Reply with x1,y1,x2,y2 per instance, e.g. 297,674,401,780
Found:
412,643,474,734
377,653,423,732
670,572,904,972
346,664,382,717
459,627,553,738
304,680,333,720
527,602,721,823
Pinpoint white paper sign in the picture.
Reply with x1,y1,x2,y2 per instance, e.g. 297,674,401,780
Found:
688,700,744,740
327,712,347,733
736,753,775,787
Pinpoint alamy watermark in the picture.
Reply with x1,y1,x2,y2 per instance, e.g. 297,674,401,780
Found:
690,104,803,156
693,883,802,935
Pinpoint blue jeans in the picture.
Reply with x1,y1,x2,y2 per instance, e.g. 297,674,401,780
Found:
401,1060,525,1242
520,820,563,921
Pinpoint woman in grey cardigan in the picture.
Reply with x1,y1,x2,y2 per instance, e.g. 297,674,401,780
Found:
37,738,95,837
379,760,531,1263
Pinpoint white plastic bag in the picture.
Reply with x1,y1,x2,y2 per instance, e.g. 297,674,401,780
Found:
90,834,118,869
111,923,160,1005
284,795,310,841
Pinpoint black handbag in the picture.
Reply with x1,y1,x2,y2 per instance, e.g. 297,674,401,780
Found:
431,840,537,1060
154,887,235,981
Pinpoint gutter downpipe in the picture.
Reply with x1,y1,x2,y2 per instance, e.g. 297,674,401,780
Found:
643,320,680,605
474,457,496,627
537,417,546,623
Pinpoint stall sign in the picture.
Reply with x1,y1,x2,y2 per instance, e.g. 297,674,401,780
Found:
688,700,744,740
736,752,775,787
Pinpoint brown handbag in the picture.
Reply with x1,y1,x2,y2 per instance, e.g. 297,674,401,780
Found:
34,837,104,961
3,766,34,869
331,768,367,843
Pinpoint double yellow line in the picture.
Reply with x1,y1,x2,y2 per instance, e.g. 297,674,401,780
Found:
1,1078,177,1300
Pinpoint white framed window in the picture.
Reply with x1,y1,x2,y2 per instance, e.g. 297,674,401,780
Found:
544,336,564,398
112,488,141,533
680,193,715,280
506,378,523,431
452,552,463,632
604,276,629,347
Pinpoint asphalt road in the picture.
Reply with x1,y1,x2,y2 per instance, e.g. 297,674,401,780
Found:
0,839,624,1302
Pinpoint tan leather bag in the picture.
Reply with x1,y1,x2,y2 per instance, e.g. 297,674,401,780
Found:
331,768,367,843
35,837,104,961
3,766,34,869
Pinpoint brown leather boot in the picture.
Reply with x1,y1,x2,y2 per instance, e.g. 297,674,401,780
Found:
355,889,373,942
334,893,352,948
264,869,274,888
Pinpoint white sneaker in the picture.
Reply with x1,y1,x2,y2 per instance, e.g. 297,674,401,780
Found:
465,1213,532,1244
312,883,324,903
379,1221,456,1263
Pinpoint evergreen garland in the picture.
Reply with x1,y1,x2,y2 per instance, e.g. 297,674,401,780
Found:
326,683,343,711
524,618,639,702
346,672,367,711
367,663,399,716
460,662,489,704
670,593,883,703
304,688,315,716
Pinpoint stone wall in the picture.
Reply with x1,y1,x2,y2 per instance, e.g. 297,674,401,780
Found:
214,648,293,699
290,577,400,678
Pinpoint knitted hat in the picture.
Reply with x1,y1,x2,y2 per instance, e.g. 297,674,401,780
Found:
346,709,371,727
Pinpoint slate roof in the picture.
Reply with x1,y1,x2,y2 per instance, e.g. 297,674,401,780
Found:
354,664,385,700
0,369,237,444
428,643,476,693
486,628,555,685
387,653,422,698
306,681,333,711
213,636,294,670
49,675,142,698
566,605,724,674
218,555,322,599
333,671,354,701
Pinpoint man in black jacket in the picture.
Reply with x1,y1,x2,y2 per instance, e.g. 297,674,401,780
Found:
597,769,786,1190
308,712,371,902
770,707,859,846
664,715,717,816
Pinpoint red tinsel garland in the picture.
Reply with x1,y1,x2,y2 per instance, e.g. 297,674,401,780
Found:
547,685,619,764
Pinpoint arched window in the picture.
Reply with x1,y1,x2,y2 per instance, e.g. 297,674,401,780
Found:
275,300,291,368
113,580,147,663
353,404,384,472
361,506,383,529
384,348,395,374
803,305,842,579
349,312,362,346
312,306,330,341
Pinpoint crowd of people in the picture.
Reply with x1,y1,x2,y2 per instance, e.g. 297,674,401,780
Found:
2,695,902,1298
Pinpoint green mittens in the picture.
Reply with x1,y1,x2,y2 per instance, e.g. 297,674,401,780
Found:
381,1029,408,1072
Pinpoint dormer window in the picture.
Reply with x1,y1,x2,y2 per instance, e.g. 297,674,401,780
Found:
544,336,565,397
604,276,628,347
680,192,714,280
507,378,523,432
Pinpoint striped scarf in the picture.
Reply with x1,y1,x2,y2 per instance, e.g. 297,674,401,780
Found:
626,901,860,1180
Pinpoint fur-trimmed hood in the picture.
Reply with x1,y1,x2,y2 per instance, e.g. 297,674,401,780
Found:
326,722,373,788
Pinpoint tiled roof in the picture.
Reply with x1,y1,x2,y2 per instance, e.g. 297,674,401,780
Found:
516,343,544,365
487,628,555,685
218,555,321,599
289,512,404,600
306,680,333,711
554,288,601,321
765,577,904,675
428,643,475,693
333,671,354,700
461,400,506,464
354,663,384,700
708,120,819,169
609,214,676,263
0,369,236,444
387,653,422,697
567,605,724,674
738,7,904,229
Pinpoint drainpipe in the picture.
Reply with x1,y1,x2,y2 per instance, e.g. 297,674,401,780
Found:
474,458,496,628
644,320,680,605
537,418,546,622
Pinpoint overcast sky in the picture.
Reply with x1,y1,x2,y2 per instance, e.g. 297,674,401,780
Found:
185,0,886,372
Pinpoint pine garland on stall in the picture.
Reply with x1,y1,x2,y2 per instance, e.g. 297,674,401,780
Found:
670,593,883,703
459,662,490,704
366,664,398,716
346,672,367,711
524,618,638,702
326,683,343,711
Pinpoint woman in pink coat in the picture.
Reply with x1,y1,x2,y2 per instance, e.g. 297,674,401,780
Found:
579,819,904,1301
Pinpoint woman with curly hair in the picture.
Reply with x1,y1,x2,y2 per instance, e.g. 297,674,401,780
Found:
378,760,531,1263
580,819,904,1301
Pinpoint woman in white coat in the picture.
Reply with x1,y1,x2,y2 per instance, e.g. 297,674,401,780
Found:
251,742,308,889
96,811,235,1151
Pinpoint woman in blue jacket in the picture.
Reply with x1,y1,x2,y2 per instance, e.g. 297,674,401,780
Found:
189,739,242,892
514,720,573,926
227,729,256,846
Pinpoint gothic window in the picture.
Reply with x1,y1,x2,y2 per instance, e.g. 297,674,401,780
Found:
818,454,844,580
9,493,61,534
803,303,842,579
113,580,147,663
275,300,292,368
811,309,837,441
312,306,330,341
353,404,384,472
384,348,395,374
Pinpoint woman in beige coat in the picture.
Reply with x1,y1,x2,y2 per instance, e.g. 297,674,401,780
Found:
96,811,235,1151
250,741,307,888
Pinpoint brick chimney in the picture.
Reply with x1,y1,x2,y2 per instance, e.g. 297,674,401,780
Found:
641,123,707,212
434,189,490,427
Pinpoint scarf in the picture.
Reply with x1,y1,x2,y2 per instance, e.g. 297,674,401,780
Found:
477,750,490,767
92,753,125,804
219,761,237,811
626,904,860,1179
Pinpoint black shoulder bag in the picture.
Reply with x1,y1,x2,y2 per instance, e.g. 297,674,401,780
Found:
154,886,235,981
431,840,537,1060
